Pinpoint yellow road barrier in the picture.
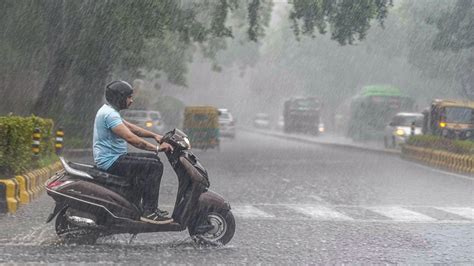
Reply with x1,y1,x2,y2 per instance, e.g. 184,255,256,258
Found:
1,161,63,213
402,144,474,175
0,178,19,213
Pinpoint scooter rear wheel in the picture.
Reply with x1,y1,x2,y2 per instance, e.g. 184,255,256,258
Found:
55,208,99,244
189,210,235,246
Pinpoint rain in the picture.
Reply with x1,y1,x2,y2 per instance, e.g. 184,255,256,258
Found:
0,0,473,264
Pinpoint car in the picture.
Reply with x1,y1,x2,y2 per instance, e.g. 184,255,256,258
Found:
384,112,423,148
318,122,325,134
218,108,236,138
253,113,271,129
121,109,166,134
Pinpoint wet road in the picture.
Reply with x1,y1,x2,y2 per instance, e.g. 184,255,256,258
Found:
0,130,473,264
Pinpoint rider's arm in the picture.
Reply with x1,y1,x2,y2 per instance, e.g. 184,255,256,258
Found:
112,123,157,151
122,120,163,141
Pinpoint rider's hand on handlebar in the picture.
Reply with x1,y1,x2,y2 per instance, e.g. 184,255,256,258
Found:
157,142,173,153
154,135,163,144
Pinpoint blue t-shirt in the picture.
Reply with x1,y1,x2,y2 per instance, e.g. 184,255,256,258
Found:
93,104,127,170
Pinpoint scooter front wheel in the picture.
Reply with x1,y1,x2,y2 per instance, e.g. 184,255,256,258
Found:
189,210,235,246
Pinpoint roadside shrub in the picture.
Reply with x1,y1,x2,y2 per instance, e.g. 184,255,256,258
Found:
0,115,56,176
406,135,474,155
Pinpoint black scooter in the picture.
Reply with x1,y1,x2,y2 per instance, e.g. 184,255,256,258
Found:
45,129,235,245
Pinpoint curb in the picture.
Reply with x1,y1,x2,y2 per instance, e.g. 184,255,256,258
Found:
242,127,400,157
0,161,64,214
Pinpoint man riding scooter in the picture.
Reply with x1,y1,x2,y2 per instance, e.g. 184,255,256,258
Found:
93,80,173,224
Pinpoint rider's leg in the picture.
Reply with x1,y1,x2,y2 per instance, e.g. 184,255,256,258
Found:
125,153,164,212
140,158,163,212
107,153,163,211
108,154,172,224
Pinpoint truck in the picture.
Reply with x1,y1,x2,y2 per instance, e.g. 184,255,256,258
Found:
283,97,321,135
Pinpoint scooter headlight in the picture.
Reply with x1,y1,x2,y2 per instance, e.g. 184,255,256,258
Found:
178,137,191,149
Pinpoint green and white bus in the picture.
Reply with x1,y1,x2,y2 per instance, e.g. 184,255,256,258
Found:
347,85,415,141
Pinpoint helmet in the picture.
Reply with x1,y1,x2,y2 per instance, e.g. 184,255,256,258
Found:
105,80,133,110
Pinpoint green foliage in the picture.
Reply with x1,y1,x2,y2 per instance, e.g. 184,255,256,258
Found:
430,0,473,52
400,0,473,99
198,0,272,73
247,0,273,41
1,0,396,141
0,116,55,176
289,0,393,44
143,32,191,87
430,0,474,98
406,135,474,155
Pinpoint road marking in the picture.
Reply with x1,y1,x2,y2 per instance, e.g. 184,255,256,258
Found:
369,206,436,222
202,204,474,223
436,207,474,220
289,205,354,221
232,205,275,218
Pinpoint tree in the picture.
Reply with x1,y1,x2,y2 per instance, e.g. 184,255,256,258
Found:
430,0,474,98
1,0,394,141
289,0,393,44
0,1,49,115
401,0,474,99
29,0,238,136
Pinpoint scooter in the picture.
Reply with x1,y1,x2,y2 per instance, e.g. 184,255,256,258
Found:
45,129,235,245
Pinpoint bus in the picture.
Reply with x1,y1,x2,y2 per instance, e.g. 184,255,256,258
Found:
347,85,415,141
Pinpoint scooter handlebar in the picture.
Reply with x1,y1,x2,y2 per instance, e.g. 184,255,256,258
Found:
156,143,174,154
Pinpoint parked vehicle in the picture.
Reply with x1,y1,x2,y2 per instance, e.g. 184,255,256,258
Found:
283,97,321,135
183,106,220,150
422,99,474,140
384,112,423,148
218,108,236,139
121,110,165,133
45,129,235,245
253,113,271,129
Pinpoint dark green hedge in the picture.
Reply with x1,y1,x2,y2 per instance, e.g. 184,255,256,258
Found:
406,135,474,155
0,115,55,176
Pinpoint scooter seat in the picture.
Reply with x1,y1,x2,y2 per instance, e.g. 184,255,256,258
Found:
68,161,131,188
